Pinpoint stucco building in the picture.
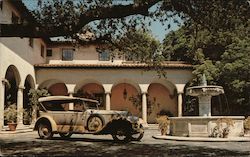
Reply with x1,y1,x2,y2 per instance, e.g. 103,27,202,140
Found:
0,0,193,130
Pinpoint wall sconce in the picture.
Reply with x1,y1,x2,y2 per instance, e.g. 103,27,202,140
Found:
123,84,127,100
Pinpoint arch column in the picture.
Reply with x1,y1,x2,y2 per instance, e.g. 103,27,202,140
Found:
0,79,7,129
103,84,112,111
139,84,149,124
17,86,25,128
178,92,183,117
105,92,111,110
66,84,76,110
68,92,74,110
176,84,185,117
142,92,147,123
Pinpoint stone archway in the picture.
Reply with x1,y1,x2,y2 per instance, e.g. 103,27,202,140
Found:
39,79,68,96
147,83,177,123
23,75,35,125
75,83,105,109
48,83,68,96
4,65,21,125
111,83,141,117
38,80,68,111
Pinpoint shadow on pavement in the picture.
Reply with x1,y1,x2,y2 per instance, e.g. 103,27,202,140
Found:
1,137,250,156
0,134,250,157
47,136,114,143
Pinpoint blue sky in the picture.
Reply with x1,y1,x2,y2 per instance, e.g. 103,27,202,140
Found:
22,0,181,42
149,20,180,42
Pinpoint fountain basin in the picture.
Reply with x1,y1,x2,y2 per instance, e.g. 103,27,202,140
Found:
169,116,244,137
186,85,224,96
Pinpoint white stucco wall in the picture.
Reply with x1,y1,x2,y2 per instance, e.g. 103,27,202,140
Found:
0,0,20,24
0,41,37,129
47,45,124,64
0,0,46,65
36,68,193,93
0,38,47,65
0,42,36,87
36,67,193,123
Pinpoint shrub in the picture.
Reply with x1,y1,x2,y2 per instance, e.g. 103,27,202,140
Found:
210,118,234,138
156,115,170,135
244,116,250,130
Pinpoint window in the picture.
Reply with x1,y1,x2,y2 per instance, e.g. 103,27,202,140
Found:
46,49,52,57
11,12,19,24
62,49,74,61
98,50,110,61
29,38,33,48
41,45,45,58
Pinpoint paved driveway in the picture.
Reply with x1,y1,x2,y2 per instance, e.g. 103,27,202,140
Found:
0,129,250,156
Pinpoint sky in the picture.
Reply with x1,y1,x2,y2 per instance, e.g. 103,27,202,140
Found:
150,19,180,42
22,0,181,42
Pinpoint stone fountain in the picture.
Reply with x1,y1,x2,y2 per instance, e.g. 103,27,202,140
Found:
187,74,224,116
169,74,245,138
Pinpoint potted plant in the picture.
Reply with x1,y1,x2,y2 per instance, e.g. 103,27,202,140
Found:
244,116,250,136
156,115,170,135
4,104,18,131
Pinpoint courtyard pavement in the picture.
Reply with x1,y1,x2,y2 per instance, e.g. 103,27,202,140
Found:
0,128,250,156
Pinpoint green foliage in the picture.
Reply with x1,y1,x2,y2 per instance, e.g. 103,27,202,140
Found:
28,89,50,107
193,60,220,85
164,18,250,115
4,104,18,123
28,89,50,121
20,0,249,56
108,29,166,77
210,118,234,138
113,30,162,63
4,104,29,123
218,38,250,114
244,117,250,130
156,115,170,135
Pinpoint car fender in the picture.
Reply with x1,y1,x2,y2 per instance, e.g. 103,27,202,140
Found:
138,118,147,128
34,115,57,132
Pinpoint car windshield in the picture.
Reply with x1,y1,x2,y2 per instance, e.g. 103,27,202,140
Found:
40,99,98,111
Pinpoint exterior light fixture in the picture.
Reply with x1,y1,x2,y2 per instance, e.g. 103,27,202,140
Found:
123,84,128,100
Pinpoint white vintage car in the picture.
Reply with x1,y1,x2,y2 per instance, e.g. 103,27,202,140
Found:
34,96,144,142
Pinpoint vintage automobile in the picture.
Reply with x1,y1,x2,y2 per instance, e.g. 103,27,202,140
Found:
34,96,144,142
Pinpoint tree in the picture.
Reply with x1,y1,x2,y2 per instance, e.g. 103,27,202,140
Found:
106,29,166,76
163,17,250,115
110,30,162,62
218,38,250,115
1,0,249,39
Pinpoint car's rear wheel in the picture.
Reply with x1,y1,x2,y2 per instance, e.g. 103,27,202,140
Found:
38,123,53,139
131,125,144,141
59,132,73,138
112,128,132,143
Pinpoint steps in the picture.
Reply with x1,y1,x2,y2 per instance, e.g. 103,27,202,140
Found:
0,125,33,134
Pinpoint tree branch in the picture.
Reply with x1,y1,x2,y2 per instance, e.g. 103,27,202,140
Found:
0,0,161,38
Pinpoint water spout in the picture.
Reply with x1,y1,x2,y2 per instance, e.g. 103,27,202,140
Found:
200,74,207,86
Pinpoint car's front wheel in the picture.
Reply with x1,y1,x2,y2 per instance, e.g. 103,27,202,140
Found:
131,125,144,141
59,132,73,138
38,123,53,139
112,128,131,143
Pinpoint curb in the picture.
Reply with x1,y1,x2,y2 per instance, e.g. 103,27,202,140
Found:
0,129,34,134
152,135,250,142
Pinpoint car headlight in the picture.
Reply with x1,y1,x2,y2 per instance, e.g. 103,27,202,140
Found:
127,116,139,123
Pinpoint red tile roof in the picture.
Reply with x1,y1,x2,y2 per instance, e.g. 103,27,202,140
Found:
34,62,193,69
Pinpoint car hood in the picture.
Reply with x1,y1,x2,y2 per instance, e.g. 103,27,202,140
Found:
86,109,128,116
